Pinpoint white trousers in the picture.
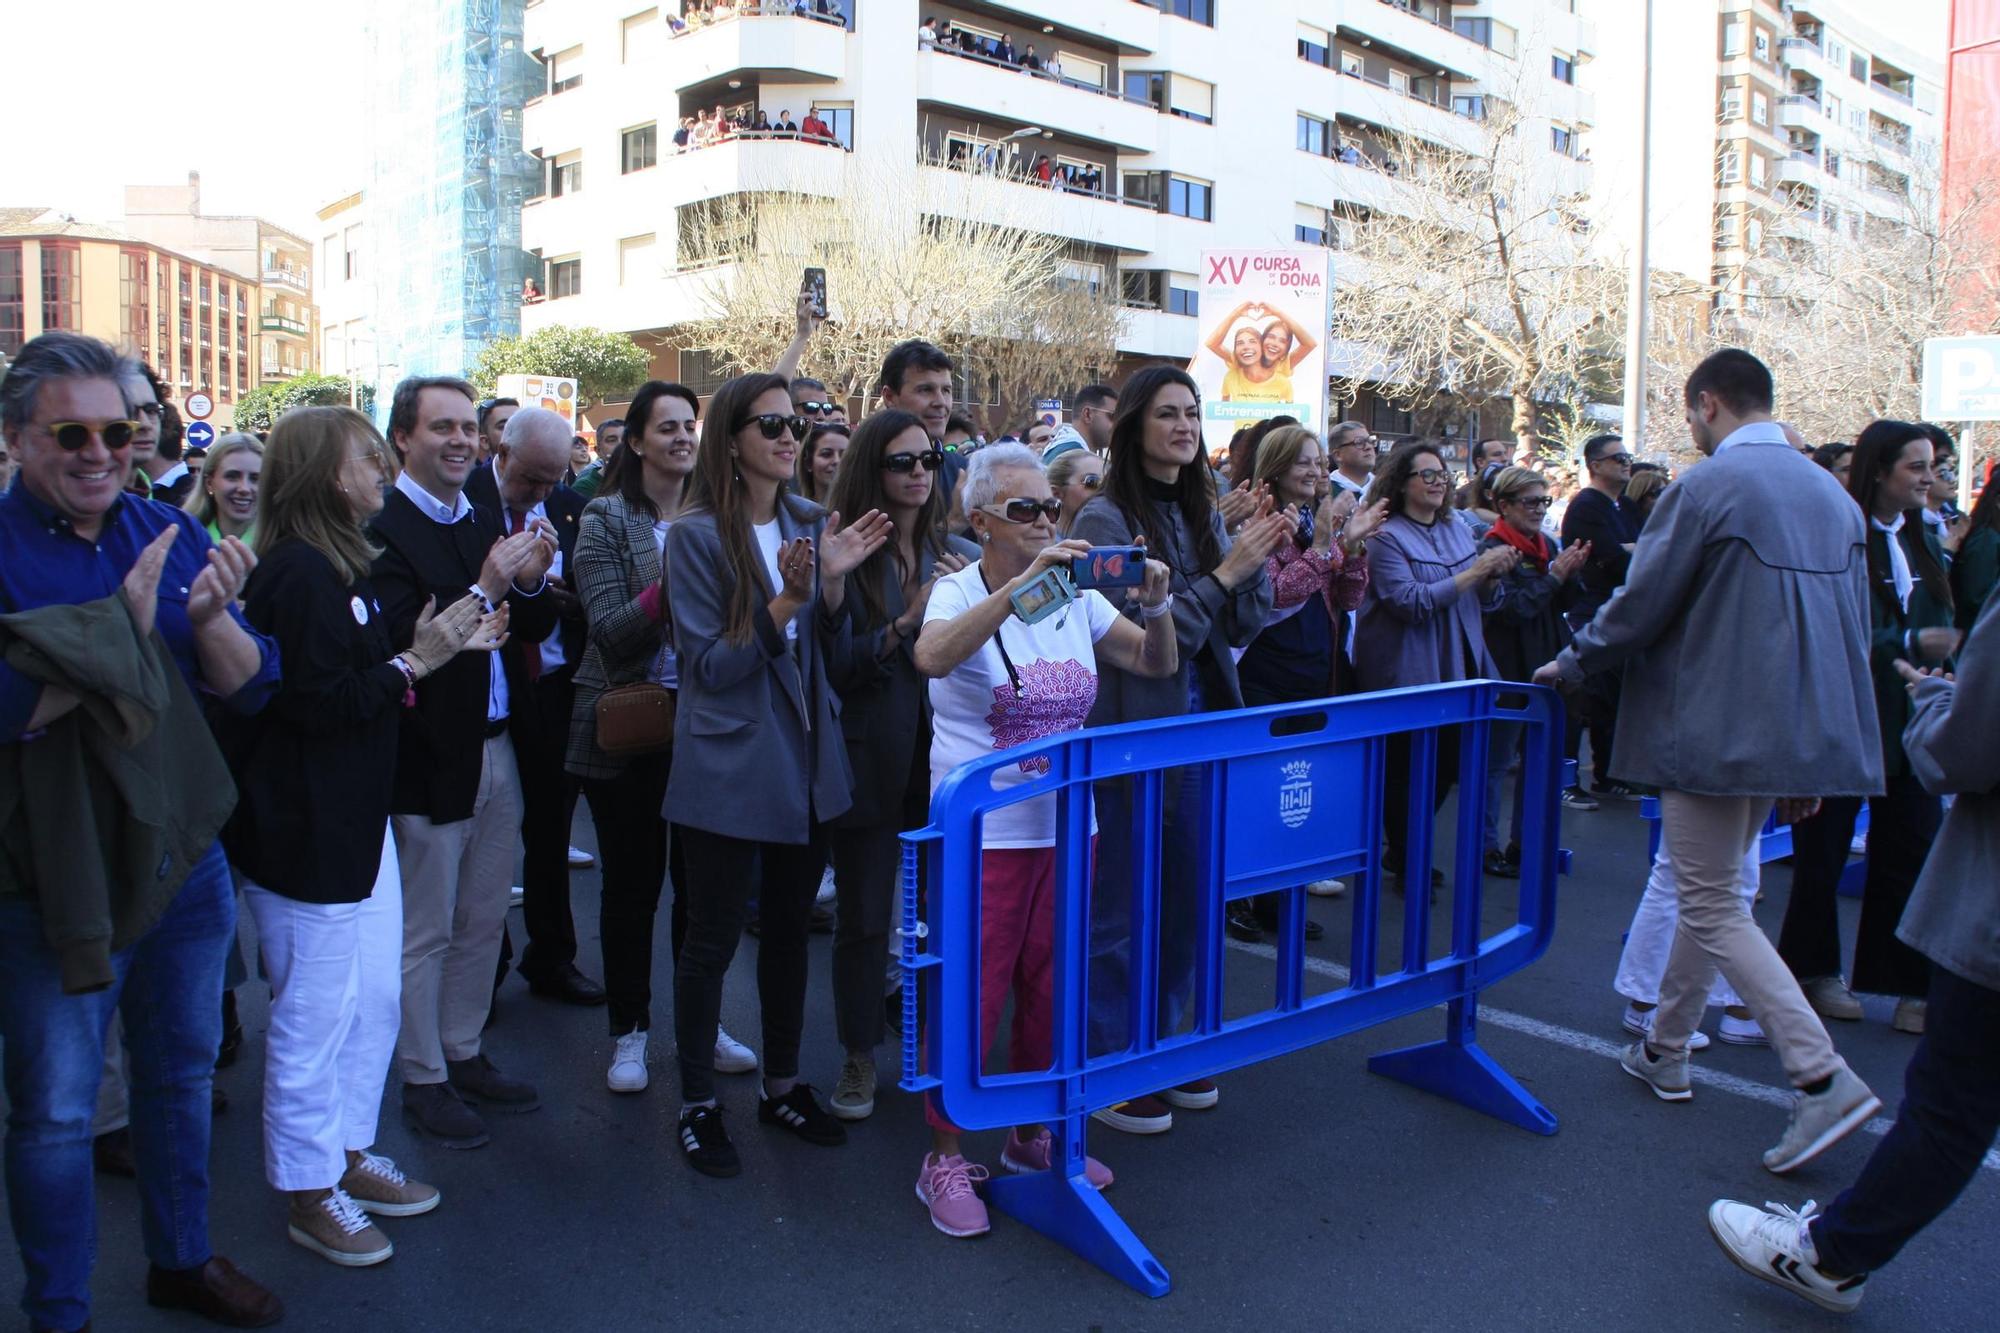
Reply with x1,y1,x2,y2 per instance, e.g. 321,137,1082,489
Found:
1612,838,1760,1008
245,824,403,1192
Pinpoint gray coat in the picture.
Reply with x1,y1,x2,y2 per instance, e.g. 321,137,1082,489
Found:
663,497,854,843
1070,493,1271,722
1895,591,2000,991
1556,437,1882,797
565,492,670,782
1353,512,1501,693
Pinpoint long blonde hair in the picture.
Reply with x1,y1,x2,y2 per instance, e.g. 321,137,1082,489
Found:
183,433,263,532
256,407,397,585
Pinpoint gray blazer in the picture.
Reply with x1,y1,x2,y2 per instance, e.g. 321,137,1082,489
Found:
1895,591,2000,991
1071,494,1270,722
565,492,669,782
1556,438,1882,797
663,496,853,843
1353,512,1502,693
825,535,978,829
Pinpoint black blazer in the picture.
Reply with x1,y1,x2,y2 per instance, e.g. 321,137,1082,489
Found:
217,540,403,903
152,472,196,509
464,465,588,674
368,488,559,823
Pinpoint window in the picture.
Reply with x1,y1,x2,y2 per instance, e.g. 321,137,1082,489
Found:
622,9,661,64
1167,285,1198,317
1746,217,1764,251
1850,53,1867,82
1298,23,1331,68
0,243,24,356
1551,126,1576,156
1124,70,1164,110
552,152,582,197
120,251,149,353
1122,172,1159,208
1827,41,1845,69
1141,0,1214,25
618,233,656,285
1722,22,1745,57
1387,68,1410,96
1720,87,1743,120
1296,114,1332,157
1719,148,1742,183
40,243,80,333
678,348,733,395
1370,399,1413,436
1551,54,1575,84
1824,93,1841,123
550,45,583,94
1452,94,1487,121
344,225,363,280
622,123,657,173
1059,51,1107,88
816,102,854,148
1058,259,1106,298
1824,149,1843,179
549,257,582,299
1752,92,1769,125
1168,75,1213,123
1753,29,1770,61
1165,175,1213,221
1750,153,1766,186
1340,48,1363,77
1295,222,1329,246
1453,17,1516,57
322,233,339,282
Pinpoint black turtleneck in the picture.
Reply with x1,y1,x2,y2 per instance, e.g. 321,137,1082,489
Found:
1143,474,1180,503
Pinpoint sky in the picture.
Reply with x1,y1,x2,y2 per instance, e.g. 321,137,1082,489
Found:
16,0,1957,240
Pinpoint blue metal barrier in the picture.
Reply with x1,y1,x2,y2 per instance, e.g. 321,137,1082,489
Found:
1638,797,1869,898
899,681,1567,1296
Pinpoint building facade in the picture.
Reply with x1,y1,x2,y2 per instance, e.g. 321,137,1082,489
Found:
314,189,377,390
515,0,1598,434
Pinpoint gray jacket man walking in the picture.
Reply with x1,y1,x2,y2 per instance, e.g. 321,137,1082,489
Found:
1534,348,1884,1174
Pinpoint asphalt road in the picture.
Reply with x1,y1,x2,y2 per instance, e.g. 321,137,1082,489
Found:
8,792,1996,1332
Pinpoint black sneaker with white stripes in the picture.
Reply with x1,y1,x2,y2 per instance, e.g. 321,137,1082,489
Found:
678,1104,740,1178
757,1083,848,1147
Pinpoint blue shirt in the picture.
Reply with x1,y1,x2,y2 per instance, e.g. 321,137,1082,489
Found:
0,481,280,740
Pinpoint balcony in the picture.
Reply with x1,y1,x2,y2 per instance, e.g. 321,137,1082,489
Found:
261,266,309,295
1334,70,1485,155
664,11,847,92
1339,5,1483,84
1870,131,1911,160
1777,35,1830,76
917,163,1160,254
948,0,1162,51
1778,93,1825,130
260,365,299,382
1775,150,1823,186
261,314,308,337
915,48,1159,155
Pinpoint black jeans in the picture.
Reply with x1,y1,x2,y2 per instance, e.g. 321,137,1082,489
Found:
516,673,582,980
581,750,685,1036
1811,965,2000,1275
830,748,928,1056
1778,773,1938,998
1561,666,1621,788
1382,726,1461,871
674,824,828,1104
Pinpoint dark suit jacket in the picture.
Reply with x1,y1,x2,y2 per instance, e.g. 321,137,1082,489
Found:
465,465,588,674
368,489,559,823
151,472,196,509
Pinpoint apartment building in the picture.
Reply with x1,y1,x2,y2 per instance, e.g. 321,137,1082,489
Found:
313,189,377,387
1586,0,1942,314
1,206,303,429
517,0,1598,431
120,172,320,390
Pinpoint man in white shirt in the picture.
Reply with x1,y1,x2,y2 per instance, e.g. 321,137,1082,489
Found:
1326,420,1376,500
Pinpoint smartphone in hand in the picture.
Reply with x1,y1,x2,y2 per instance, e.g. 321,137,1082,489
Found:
801,266,827,319
1069,546,1146,590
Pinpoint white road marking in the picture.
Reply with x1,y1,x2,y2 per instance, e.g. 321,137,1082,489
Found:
1224,938,2000,1173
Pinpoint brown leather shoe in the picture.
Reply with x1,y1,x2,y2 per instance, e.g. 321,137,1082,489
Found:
145,1256,283,1328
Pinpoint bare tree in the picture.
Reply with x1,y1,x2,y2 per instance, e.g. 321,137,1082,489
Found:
671,152,1121,430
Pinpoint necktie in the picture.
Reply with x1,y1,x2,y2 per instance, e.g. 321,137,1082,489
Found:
507,509,543,681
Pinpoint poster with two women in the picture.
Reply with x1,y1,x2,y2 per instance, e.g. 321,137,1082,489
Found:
1193,248,1331,464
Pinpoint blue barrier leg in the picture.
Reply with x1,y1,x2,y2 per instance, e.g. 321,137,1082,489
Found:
982,1112,1172,1298
1367,997,1558,1136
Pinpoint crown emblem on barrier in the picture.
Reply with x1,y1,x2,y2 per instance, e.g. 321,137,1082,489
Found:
1282,759,1313,781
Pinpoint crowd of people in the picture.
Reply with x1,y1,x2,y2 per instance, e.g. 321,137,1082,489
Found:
920,17,1068,84
670,103,845,153
0,321,1995,1328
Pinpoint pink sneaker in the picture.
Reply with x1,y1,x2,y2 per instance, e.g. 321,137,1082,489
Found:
1000,1126,1114,1190
915,1152,991,1238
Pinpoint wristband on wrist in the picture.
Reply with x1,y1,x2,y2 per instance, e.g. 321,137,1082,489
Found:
1140,594,1174,621
391,655,419,687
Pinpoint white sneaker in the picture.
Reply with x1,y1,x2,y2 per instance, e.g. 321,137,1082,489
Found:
1719,1013,1770,1046
607,1031,648,1093
815,865,837,905
1707,1198,1866,1313
567,845,595,869
1305,878,1347,898
1621,1003,1711,1051
1764,1066,1880,1174
714,1027,758,1074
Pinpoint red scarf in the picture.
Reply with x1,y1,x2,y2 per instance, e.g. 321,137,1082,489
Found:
1489,518,1550,573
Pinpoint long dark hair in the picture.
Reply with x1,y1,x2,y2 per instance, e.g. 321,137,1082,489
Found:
683,372,799,644
825,409,947,629
1849,419,1952,616
1367,439,1446,517
797,421,851,504
617,380,699,518
1965,465,2000,539
1102,365,1220,572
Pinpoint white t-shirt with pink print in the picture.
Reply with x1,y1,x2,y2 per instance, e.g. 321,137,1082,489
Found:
924,560,1121,849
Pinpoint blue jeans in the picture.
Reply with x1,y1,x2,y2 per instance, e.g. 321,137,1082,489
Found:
1086,763,1202,1057
1482,719,1526,855
0,841,234,1332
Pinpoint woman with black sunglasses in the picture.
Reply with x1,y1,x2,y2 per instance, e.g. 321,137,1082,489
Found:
1069,365,1285,1136
818,410,976,1121
664,373,890,1177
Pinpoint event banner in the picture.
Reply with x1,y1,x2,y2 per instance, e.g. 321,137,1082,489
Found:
1194,248,1331,461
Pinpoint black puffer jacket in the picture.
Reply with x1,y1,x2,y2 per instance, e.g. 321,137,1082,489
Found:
1478,527,1583,682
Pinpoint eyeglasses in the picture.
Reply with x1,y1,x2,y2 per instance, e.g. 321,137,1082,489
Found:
1593,452,1634,467
1414,467,1454,485
1503,494,1554,510
42,419,140,451
796,400,839,416
134,402,164,419
739,413,809,441
981,498,1063,524
1337,435,1379,451
880,449,944,474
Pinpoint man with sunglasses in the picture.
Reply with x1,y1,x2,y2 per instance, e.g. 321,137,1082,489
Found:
0,332,285,1331
1559,432,1644,805
790,376,846,425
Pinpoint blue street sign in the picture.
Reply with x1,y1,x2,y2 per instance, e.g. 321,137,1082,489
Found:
185,420,216,449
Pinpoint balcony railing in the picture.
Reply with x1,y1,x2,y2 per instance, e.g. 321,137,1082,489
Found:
1778,35,1821,57
1870,131,1911,156
1871,81,1915,106
1375,0,1453,32
924,35,1148,108
262,266,309,294
672,1,849,37
261,314,308,336
1779,93,1821,110
1340,65,1478,120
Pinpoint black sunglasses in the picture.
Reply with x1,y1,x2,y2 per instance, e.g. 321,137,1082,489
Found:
983,498,1063,524
797,400,839,415
739,413,808,441
44,419,140,451
881,449,944,474
1593,452,1634,467
1415,467,1454,485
